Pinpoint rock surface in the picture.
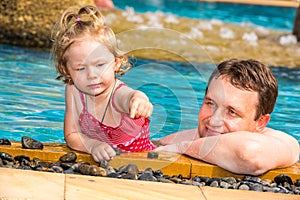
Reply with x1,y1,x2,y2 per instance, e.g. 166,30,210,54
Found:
0,0,94,48
1,0,300,67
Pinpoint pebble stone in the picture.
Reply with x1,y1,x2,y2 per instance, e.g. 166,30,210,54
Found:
147,152,159,159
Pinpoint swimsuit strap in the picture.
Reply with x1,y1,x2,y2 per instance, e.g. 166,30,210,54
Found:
85,80,117,124
101,80,117,123
79,92,86,110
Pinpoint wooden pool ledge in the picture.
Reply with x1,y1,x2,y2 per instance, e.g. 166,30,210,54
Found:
201,0,299,7
0,142,299,199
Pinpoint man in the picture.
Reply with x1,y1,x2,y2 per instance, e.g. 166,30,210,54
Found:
156,59,299,175
94,0,114,10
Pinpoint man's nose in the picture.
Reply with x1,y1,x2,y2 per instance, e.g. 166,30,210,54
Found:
209,109,224,126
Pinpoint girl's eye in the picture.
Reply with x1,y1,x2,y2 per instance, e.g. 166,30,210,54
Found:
96,63,105,67
76,67,85,71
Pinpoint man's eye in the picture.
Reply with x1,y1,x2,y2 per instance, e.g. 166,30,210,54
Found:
205,100,215,106
228,109,237,116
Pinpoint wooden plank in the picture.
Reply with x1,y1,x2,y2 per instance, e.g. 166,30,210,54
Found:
1,143,299,181
260,163,300,181
0,168,64,200
110,152,192,178
189,156,300,182
201,186,298,200
200,0,299,7
65,174,205,200
0,167,298,200
0,143,192,178
0,142,75,164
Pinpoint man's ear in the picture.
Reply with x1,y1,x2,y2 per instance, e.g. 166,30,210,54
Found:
256,114,270,132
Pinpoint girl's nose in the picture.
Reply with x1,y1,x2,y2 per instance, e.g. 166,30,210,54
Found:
87,67,97,79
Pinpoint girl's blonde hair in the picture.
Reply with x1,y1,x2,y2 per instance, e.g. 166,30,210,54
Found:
51,5,130,84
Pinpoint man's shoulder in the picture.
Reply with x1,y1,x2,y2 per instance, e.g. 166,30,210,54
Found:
262,127,298,145
261,127,287,137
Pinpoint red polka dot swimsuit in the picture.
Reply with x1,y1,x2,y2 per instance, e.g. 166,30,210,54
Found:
78,82,156,152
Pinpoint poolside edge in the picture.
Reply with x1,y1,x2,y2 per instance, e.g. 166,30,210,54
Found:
0,142,299,182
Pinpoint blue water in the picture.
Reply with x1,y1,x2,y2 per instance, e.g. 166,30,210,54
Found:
0,1,299,143
0,44,299,144
115,0,297,31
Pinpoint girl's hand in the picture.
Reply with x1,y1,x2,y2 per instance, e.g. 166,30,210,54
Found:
88,141,116,162
129,91,153,118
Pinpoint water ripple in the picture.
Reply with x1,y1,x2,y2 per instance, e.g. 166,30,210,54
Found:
0,45,299,144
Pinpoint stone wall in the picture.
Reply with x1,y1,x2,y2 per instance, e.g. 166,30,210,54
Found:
1,0,299,67
0,0,95,49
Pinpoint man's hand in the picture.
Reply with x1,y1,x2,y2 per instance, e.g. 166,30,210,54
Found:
129,91,153,118
155,141,191,154
155,143,180,153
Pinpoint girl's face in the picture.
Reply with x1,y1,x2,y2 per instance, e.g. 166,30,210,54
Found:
65,39,119,96
198,76,267,137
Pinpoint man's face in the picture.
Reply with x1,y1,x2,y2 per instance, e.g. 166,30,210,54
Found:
198,76,262,137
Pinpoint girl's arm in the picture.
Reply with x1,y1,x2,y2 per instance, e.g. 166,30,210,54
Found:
64,85,116,162
113,83,153,118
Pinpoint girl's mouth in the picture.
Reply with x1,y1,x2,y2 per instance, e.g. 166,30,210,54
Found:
88,83,101,89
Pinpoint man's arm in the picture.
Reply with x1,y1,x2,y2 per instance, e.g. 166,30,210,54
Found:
157,128,299,175
159,129,199,145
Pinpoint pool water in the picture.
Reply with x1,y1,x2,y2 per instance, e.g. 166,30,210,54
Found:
0,44,299,144
115,0,297,31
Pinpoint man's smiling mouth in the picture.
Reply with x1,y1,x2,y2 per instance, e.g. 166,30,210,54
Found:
205,127,223,136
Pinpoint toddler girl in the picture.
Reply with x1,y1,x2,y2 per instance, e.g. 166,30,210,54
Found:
51,5,156,162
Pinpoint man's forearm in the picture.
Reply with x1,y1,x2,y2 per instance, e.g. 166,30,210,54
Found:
182,131,298,175
159,128,199,145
